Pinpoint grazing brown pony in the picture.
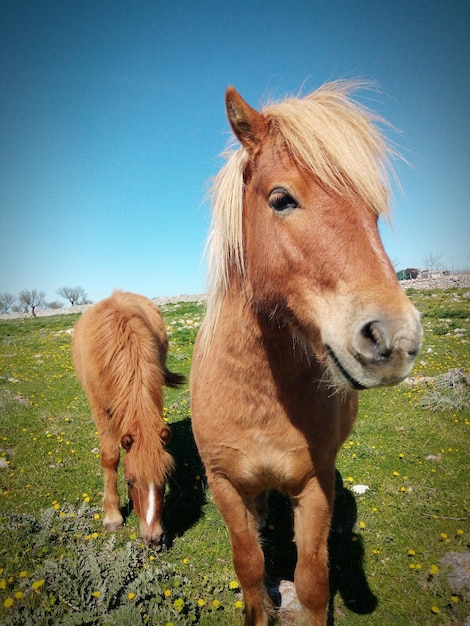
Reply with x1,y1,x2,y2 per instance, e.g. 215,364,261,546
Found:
72,290,185,546
190,82,422,625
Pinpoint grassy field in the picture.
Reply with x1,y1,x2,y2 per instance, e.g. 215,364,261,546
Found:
0,290,468,625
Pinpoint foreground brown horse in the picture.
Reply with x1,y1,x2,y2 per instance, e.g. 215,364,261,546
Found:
191,82,422,625
72,290,185,546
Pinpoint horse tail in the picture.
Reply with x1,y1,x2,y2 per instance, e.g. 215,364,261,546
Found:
163,368,186,388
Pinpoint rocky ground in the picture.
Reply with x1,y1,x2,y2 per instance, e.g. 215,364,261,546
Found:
398,273,470,291
0,293,207,320
1,274,470,320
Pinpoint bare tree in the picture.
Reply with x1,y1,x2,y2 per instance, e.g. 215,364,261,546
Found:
0,293,16,313
18,290,46,316
422,252,442,272
57,286,89,305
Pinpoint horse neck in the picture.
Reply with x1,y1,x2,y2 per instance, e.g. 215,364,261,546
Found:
110,384,163,436
126,416,173,483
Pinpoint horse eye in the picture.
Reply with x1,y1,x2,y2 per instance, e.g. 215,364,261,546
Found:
125,478,134,489
269,188,299,212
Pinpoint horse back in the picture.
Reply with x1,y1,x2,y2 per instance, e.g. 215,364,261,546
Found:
72,291,183,425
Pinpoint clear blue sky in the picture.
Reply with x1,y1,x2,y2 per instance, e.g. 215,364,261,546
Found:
1,0,469,303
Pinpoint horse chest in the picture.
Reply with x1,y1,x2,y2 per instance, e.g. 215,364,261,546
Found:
207,430,322,495
192,307,352,494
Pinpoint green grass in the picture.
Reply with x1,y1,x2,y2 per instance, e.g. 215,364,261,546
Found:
0,291,468,624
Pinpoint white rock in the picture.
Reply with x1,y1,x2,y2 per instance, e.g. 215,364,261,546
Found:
351,484,370,495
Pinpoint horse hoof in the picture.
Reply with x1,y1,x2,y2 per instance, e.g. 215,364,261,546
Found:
104,519,123,532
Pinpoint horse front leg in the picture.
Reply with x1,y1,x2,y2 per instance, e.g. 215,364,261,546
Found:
208,472,271,626
95,414,123,531
292,471,335,626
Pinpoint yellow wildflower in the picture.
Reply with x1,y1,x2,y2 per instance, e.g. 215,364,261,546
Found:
31,579,45,590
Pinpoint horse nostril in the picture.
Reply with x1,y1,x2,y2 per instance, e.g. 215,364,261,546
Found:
142,531,165,551
359,321,392,360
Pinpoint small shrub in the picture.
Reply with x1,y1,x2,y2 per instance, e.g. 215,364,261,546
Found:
418,369,470,412
1,504,196,625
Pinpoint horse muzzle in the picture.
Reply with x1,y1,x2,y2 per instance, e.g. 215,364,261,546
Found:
139,521,166,549
325,309,423,389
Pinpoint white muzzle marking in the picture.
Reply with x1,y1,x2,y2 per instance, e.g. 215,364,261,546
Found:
146,483,155,527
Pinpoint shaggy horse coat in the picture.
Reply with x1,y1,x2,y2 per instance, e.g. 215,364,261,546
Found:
72,290,185,546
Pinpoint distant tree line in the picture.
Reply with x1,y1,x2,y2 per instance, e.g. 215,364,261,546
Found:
0,286,91,315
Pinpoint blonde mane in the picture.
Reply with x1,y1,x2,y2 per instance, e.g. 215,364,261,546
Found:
201,80,400,352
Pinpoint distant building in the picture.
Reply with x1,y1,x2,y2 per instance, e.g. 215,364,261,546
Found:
397,268,419,280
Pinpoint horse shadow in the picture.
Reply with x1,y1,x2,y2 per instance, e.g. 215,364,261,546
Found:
262,470,377,624
162,417,207,547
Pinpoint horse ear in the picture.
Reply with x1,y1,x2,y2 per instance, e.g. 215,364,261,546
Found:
160,425,171,445
225,87,267,153
121,434,134,451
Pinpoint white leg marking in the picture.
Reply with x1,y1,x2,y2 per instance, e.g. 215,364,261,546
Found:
146,483,155,527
